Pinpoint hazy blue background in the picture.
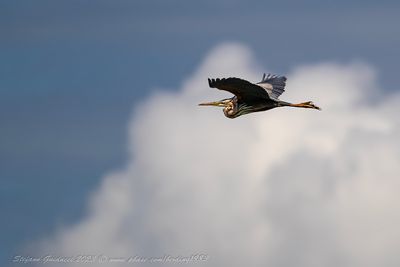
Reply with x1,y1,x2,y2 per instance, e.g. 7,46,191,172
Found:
1,0,399,265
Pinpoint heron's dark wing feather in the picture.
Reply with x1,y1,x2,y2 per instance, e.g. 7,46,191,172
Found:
208,77,270,100
256,73,287,100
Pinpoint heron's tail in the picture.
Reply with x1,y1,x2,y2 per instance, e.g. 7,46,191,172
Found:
280,101,321,110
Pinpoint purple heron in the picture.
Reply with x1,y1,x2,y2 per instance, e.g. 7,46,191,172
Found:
199,73,320,118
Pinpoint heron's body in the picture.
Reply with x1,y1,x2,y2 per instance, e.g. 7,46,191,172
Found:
199,74,320,118
222,96,277,118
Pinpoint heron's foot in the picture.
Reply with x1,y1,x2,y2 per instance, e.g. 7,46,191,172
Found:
303,101,321,110
291,101,321,110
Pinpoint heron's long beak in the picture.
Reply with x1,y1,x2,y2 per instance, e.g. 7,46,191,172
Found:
198,100,227,107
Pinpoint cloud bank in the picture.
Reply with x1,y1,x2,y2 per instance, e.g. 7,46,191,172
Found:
36,43,400,267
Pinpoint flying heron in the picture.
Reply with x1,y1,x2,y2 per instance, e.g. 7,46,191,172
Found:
199,73,320,118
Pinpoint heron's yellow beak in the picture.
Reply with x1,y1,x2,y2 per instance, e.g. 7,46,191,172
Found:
198,100,227,107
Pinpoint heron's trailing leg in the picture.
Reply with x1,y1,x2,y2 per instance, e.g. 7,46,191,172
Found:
279,101,321,110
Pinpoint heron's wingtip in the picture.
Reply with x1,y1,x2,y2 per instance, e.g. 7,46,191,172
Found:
208,78,216,88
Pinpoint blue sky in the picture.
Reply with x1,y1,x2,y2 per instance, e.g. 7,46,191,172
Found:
1,0,400,265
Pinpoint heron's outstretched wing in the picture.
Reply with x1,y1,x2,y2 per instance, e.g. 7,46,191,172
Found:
256,73,287,100
208,77,270,101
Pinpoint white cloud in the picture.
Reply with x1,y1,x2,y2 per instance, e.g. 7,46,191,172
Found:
35,43,400,267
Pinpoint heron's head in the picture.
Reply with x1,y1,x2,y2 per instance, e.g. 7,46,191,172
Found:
198,98,240,118
198,98,232,107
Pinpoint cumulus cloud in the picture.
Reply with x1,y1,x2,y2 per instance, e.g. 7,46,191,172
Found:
35,43,400,267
